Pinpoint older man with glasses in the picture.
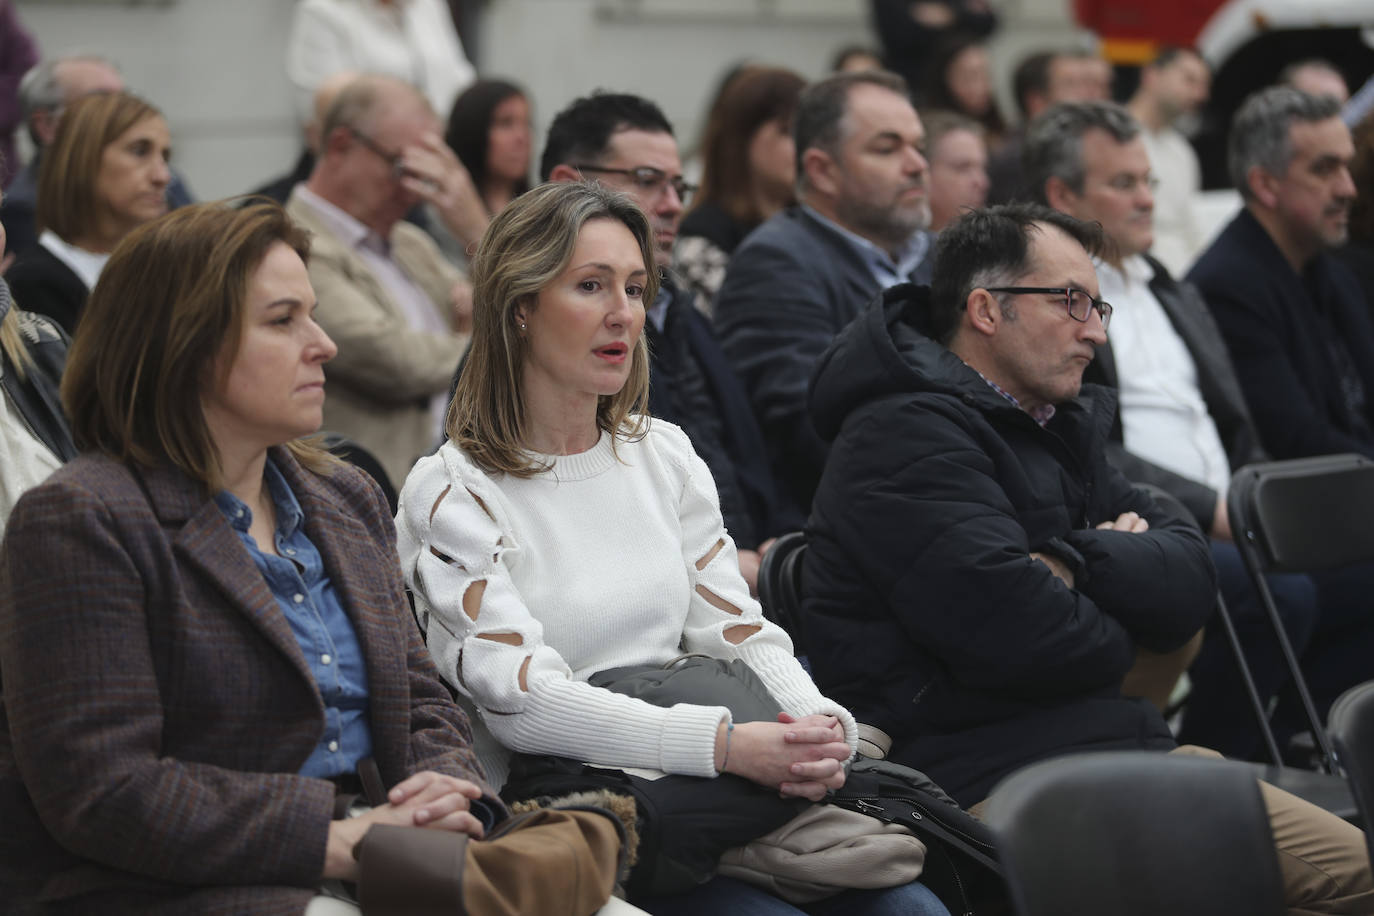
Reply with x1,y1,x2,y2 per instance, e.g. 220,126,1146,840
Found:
286,73,482,489
541,91,798,593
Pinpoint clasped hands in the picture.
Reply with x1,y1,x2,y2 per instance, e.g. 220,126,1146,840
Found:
323,770,486,881
716,712,850,802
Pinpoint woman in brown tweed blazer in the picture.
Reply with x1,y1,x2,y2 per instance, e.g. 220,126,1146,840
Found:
0,201,507,915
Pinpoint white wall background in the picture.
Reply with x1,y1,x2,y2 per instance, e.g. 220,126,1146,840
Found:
14,0,1079,200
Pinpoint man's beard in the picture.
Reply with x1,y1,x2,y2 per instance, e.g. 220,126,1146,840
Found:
835,192,931,253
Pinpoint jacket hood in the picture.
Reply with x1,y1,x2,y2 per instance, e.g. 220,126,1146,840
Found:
809,284,1014,440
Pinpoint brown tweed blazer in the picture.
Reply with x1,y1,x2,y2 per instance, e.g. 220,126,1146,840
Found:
0,448,493,915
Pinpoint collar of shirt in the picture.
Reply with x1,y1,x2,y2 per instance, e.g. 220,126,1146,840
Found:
648,282,673,333
38,230,110,292
800,204,929,287
293,184,389,257
214,457,304,540
976,370,1056,427
1093,253,1154,294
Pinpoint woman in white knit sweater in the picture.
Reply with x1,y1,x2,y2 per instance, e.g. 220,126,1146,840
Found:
397,182,948,916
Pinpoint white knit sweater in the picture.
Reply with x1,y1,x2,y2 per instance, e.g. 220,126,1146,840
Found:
396,419,857,787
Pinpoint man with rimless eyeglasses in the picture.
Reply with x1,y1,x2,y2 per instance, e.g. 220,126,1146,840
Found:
801,204,1374,910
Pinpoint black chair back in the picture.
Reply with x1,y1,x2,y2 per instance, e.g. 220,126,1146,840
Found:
755,531,807,651
983,752,1285,916
1329,680,1374,864
1229,453,1374,772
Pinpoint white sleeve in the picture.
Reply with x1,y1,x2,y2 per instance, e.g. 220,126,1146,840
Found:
396,446,727,778
659,424,859,756
284,0,351,122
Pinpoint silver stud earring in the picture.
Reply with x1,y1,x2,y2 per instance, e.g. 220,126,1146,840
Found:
519,321,527,331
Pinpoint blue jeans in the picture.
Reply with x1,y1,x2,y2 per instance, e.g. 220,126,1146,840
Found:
636,875,950,916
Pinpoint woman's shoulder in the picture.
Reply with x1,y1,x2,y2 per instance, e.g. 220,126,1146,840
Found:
397,441,502,526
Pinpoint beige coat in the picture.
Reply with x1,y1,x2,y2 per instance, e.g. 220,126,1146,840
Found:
287,190,468,487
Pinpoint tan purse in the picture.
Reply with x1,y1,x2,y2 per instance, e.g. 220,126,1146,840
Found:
353,800,632,916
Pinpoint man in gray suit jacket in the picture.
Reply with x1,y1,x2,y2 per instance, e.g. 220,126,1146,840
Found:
714,69,936,511
1027,100,1332,760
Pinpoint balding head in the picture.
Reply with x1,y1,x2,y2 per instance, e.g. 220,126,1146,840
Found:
306,70,359,154
307,74,440,236
19,54,124,147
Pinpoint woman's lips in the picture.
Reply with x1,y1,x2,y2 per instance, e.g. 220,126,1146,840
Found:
594,343,628,364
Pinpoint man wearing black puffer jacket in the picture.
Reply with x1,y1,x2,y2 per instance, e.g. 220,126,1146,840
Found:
803,204,1372,910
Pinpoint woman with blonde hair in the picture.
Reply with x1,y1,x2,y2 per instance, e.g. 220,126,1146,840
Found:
0,199,629,914
7,90,171,335
398,181,949,914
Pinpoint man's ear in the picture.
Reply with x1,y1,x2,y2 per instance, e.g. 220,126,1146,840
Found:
548,163,581,184
1044,176,1079,216
321,124,354,158
31,110,58,147
801,147,840,199
1247,164,1280,210
965,288,1002,337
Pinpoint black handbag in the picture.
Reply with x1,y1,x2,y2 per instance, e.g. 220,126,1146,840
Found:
831,758,1011,915
500,656,807,899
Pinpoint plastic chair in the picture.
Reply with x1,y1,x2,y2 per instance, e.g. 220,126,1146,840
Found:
982,752,1285,916
1328,680,1374,864
1229,453,1374,774
755,531,807,651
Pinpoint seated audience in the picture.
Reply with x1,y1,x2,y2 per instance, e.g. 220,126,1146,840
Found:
673,65,806,315
801,202,1373,909
1125,46,1212,277
0,199,594,913
922,109,989,232
285,0,475,122
1190,87,1369,462
446,78,533,220
1026,100,1327,758
869,0,998,100
0,263,75,529
7,91,170,336
1336,111,1374,313
919,33,1007,150
1280,58,1351,105
398,179,950,916
6,55,192,257
987,49,1107,205
286,74,479,488
714,70,935,512
543,91,799,589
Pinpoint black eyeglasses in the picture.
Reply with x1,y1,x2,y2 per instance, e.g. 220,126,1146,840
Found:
571,165,697,202
983,286,1113,329
349,127,406,179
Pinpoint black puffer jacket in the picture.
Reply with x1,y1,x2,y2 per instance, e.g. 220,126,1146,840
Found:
802,284,1215,806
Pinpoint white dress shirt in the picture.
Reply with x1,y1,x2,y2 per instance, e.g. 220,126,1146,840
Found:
1097,255,1231,496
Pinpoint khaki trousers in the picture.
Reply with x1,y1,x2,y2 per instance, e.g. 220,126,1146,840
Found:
305,892,653,915
970,746,1374,914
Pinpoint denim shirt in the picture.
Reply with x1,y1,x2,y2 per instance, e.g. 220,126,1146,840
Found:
215,459,374,778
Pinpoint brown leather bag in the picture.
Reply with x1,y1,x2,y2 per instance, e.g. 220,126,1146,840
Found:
353,805,629,916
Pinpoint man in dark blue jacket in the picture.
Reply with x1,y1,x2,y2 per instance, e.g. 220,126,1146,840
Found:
802,203,1371,908
714,70,936,514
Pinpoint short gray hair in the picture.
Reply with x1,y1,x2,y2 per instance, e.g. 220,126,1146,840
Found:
319,73,431,144
1023,101,1140,205
1229,86,1341,200
18,54,119,146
